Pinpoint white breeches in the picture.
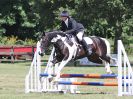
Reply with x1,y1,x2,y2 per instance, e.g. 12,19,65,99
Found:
76,31,84,41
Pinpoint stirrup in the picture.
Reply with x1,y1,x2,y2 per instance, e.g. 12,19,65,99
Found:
87,48,92,56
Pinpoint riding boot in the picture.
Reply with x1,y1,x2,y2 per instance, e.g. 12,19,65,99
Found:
80,40,92,56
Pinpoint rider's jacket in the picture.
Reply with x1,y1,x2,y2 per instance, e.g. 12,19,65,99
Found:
60,18,84,35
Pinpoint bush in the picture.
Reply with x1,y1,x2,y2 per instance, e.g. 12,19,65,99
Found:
0,36,36,46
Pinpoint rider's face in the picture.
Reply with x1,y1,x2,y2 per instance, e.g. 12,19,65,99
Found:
60,16,67,21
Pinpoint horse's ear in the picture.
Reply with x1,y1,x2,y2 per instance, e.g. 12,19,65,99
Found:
37,32,45,40
42,32,45,36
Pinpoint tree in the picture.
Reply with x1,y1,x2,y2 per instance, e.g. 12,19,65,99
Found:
0,0,133,50
0,0,39,39
75,0,133,53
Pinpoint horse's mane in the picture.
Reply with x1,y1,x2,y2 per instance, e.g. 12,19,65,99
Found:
42,31,66,40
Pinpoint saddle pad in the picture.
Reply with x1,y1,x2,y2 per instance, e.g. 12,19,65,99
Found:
83,37,93,44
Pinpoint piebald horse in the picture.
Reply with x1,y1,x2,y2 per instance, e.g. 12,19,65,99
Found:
40,31,114,81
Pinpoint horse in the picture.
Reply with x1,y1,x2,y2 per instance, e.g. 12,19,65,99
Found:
39,31,115,81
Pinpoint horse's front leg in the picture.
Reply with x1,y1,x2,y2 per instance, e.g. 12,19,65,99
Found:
45,56,59,81
46,60,55,81
54,57,72,82
53,40,76,82
54,50,74,82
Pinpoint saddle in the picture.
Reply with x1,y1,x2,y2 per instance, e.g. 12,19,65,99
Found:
64,34,79,45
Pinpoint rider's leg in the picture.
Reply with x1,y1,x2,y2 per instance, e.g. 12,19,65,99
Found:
81,39,92,56
76,31,92,56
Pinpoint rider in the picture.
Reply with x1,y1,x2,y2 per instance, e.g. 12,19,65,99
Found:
60,11,92,56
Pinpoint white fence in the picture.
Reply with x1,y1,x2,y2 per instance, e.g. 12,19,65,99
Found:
118,40,133,96
25,41,41,93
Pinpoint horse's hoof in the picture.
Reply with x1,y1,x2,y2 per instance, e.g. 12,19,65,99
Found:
51,79,59,85
107,72,115,75
48,77,53,82
111,72,115,75
53,81,59,85
50,77,59,84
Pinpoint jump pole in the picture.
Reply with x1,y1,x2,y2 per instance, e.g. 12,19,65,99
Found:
40,73,129,79
58,81,118,86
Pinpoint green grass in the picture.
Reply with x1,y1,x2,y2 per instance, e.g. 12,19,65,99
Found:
0,62,133,99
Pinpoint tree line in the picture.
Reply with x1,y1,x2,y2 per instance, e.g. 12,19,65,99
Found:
0,0,133,53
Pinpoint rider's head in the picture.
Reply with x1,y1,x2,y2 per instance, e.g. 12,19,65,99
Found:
60,11,69,21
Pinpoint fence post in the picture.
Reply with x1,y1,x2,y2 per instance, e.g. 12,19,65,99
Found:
118,40,122,96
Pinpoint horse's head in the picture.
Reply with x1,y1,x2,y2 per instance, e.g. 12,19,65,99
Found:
39,32,50,56
39,31,66,56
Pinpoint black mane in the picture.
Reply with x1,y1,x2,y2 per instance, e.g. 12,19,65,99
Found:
43,31,66,41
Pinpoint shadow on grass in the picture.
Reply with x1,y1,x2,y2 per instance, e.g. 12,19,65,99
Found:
76,92,114,95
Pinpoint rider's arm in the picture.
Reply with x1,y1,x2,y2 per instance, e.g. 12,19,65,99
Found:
65,18,77,35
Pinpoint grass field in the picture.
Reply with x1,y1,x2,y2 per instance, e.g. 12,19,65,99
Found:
0,62,133,99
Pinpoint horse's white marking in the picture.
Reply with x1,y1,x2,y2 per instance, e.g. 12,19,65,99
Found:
103,61,112,74
61,37,66,41
76,31,84,41
71,37,78,58
51,35,60,42
83,37,93,44
51,35,65,43
47,61,54,78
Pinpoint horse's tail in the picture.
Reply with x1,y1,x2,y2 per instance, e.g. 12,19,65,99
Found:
101,38,110,56
101,38,117,64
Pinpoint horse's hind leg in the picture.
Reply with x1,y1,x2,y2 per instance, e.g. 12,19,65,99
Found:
100,55,110,63
103,60,112,74
100,56,113,74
